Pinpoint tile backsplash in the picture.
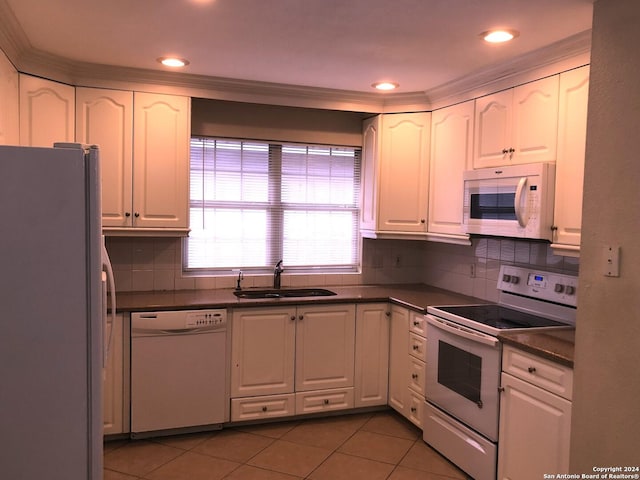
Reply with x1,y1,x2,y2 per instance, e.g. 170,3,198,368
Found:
106,236,578,302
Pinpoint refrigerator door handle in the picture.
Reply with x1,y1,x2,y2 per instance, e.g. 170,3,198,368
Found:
101,240,117,367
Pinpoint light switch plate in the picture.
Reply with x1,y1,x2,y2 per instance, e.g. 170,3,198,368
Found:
603,245,620,277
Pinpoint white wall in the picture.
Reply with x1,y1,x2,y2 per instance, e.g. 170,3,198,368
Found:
570,0,640,469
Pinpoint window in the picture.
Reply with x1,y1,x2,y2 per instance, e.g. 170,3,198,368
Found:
184,137,361,274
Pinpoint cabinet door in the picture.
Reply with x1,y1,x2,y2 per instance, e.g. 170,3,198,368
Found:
498,373,571,480
19,74,75,147
552,65,590,254
295,304,356,392
360,115,381,233
231,307,296,397
132,92,190,229
512,75,559,165
429,101,474,237
103,313,125,435
378,112,430,232
388,305,409,415
354,303,389,407
0,51,19,145
474,89,512,168
76,88,134,228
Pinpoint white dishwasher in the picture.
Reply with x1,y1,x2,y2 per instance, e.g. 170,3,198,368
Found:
130,309,228,438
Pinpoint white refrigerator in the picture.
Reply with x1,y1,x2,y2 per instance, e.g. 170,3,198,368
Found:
0,143,114,479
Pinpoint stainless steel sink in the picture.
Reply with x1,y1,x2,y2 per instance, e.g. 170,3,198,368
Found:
233,288,337,299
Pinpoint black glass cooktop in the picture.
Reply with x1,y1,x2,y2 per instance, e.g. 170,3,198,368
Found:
436,304,566,330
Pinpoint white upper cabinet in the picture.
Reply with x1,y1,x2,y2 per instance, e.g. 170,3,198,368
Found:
0,51,19,146
360,112,431,238
76,89,190,234
360,115,381,233
132,92,190,232
19,74,75,147
76,88,134,228
552,65,590,256
474,76,559,168
428,100,474,243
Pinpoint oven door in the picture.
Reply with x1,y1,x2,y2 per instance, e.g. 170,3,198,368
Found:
425,314,501,441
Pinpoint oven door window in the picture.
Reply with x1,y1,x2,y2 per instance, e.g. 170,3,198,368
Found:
437,340,482,405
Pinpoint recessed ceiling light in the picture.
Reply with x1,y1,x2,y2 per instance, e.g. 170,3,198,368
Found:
481,29,519,43
157,57,190,68
372,82,399,91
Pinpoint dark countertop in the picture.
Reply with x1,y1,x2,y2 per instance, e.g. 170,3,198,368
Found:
498,328,576,367
114,283,575,366
114,284,485,314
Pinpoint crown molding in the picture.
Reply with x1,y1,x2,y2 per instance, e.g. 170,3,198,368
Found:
424,29,592,110
0,1,591,114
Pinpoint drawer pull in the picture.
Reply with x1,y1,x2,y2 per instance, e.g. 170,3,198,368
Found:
528,366,537,374
410,407,417,413
413,321,420,326
412,345,420,351
412,373,419,380
323,399,330,405
262,406,268,412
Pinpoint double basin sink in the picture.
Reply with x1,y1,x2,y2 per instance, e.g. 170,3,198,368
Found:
233,287,337,299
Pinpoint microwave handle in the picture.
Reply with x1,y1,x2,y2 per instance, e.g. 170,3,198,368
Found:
514,176,528,227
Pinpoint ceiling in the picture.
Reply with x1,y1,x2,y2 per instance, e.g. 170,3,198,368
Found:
2,0,594,106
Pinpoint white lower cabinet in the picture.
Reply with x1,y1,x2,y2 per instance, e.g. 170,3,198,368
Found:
498,346,573,480
388,305,426,428
230,304,356,421
354,303,390,408
103,313,129,435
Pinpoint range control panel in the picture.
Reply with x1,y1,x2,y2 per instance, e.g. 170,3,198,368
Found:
498,265,578,307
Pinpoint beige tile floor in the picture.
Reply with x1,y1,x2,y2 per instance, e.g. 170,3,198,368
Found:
104,411,471,480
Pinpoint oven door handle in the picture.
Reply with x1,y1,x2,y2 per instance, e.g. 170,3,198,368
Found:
426,315,500,348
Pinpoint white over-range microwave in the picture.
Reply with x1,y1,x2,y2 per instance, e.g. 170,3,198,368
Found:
462,162,555,240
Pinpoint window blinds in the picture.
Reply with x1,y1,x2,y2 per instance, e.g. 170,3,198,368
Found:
185,137,361,273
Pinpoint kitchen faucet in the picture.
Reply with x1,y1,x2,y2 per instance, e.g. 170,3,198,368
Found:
273,260,284,288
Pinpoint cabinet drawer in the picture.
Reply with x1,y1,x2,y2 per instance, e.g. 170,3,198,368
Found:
230,394,295,422
295,387,354,414
407,389,424,429
409,312,426,337
409,332,427,361
408,356,426,396
502,345,573,400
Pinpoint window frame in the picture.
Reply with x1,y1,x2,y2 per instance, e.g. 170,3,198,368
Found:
183,136,362,276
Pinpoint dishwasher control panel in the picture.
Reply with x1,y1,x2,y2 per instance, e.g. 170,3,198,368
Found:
185,310,227,328
131,309,227,335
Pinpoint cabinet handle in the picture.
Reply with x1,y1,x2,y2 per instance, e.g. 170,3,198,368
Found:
323,399,329,405
385,311,391,317
262,406,268,412
420,219,425,224
502,148,509,155
298,315,304,320
528,366,537,374
412,373,418,380
290,316,296,321
412,345,420,351
125,212,131,217
413,321,420,326
134,212,140,218
410,407,417,413
498,386,505,393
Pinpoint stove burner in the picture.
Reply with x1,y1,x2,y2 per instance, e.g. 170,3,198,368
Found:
437,304,566,330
